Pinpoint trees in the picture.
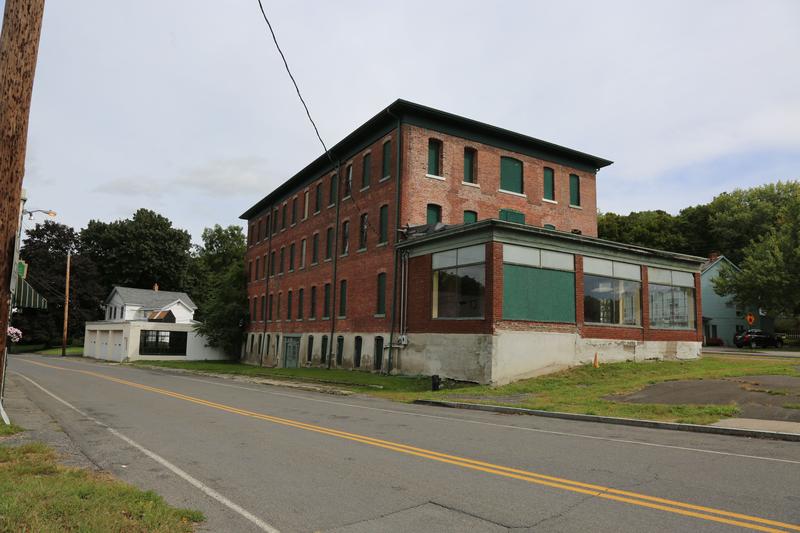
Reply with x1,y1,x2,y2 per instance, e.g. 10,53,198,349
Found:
191,225,247,358
80,209,192,292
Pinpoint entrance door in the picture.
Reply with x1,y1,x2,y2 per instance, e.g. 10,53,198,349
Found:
284,336,300,368
373,336,384,370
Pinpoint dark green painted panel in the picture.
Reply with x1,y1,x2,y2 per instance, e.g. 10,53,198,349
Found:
428,140,441,175
544,167,554,200
570,174,580,206
463,210,477,224
463,149,475,183
382,140,392,177
502,264,575,322
427,204,442,225
500,157,523,193
499,208,525,224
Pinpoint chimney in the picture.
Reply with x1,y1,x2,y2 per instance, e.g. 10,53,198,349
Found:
708,251,720,261
153,283,159,292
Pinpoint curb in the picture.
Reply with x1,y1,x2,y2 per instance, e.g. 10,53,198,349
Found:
412,399,800,442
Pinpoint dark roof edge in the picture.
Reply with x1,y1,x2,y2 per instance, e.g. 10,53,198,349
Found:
396,219,706,265
239,99,613,220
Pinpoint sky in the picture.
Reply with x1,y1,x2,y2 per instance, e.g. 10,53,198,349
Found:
19,0,800,242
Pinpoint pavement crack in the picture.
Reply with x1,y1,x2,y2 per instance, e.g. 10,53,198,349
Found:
520,494,595,530
428,500,513,529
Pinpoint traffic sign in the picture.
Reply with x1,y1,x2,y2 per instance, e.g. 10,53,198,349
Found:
745,312,755,325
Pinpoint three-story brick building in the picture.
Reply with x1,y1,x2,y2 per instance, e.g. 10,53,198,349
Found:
240,100,703,384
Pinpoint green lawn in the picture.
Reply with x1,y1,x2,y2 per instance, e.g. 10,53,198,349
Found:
136,356,800,425
0,423,24,437
0,442,204,532
7,344,83,356
132,360,435,393
35,346,84,356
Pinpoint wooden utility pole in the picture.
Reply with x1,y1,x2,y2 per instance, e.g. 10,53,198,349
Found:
0,0,46,405
60,251,70,357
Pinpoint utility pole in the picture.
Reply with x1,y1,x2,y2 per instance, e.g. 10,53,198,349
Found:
0,0,46,421
60,250,70,357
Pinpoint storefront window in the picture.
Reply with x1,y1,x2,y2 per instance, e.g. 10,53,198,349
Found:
432,245,485,319
648,267,696,329
584,275,641,326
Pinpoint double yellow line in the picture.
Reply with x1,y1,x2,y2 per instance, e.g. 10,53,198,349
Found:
22,359,800,532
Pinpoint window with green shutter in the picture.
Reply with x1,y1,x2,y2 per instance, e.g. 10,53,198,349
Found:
543,167,555,201
376,273,386,315
339,280,347,317
323,283,331,319
315,183,322,213
500,157,523,194
463,210,477,224
499,208,525,224
329,174,337,206
428,139,442,176
379,204,388,243
325,227,333,260
382,140,391,179
463,148,476,183
426,204,442,225
570,174,581,206
543,223,556,230
361,153,371,188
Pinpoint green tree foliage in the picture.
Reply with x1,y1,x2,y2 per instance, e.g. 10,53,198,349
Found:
15,221,104,344
191,225,247,357
80,209,192,291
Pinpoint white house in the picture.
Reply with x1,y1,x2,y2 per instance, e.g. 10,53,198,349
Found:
84,285,228,362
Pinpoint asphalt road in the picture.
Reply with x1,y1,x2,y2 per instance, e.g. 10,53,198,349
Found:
8,354,800,533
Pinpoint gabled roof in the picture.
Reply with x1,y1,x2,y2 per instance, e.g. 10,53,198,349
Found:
240,99,613,220
701,255,740,274
106,286,197,310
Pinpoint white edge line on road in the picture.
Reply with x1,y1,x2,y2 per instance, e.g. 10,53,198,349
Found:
12,371,280,533
12,355,800,466
171,373,800,466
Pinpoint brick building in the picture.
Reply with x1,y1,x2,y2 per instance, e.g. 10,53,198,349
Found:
240,100,703,383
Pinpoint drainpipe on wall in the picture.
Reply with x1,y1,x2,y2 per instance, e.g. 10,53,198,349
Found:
386,114,403,374
327,161,342,369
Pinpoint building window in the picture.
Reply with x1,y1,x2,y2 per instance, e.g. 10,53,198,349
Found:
248,261,253,282
373,336,384,370
499,208,525,224
262,254,268,279
268,294,274,321
354,336,363,368
361,153,371,188
325,227,334,260
543,167,555,201
300,239,307,269
379,204,388,243
381,140,391,179
312,233,319,264
260,295,266,322
310,286,317,319
376,272,386,315
432,244,485,319
276,292,281,320
359,213,368,250
583,263,642,327
502,244,576,323
281,203,287,229
500,157,523,194
291,197,298,225
270,251,276,276
272,208,279,234
139,330,187,356
307,335,314,362
289,242,295,271
303,190,309,219
339,280,347,317
543,223,556,230
323,283,331,319
426,204,442,225
336,335,344,366
343,165,352,198
329,174,337,206
427,139,442,176
341,221,350,255
315,183,322,213
298,288,304,320
648,267,696,330
265,334,270,356
279,247,285,274
287,290,293,321
321,335,328,363
569,174,581,206
251,298,257,323
464,210,477,224
463,148,476,183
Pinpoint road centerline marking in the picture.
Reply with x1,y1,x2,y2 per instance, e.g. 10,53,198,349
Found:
17,357,800,533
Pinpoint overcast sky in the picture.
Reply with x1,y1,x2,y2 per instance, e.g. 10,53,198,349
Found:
19,0,800,242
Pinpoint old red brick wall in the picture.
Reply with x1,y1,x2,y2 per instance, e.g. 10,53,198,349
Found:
400,125,598,236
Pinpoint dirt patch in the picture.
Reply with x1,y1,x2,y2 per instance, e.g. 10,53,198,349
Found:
611,376,800,423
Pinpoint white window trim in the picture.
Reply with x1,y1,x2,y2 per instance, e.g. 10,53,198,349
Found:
499,189,527,198
542,198,558,204
425,174,446,181
569,204,582,209
462,181,480,188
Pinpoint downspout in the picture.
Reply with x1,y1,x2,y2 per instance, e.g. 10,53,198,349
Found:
327,161,342,369
260,206,273,367
386,114,402,373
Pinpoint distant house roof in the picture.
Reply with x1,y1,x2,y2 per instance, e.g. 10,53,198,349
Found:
701,255,739,274
106,286,197,310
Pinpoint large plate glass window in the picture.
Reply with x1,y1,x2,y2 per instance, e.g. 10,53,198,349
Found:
583,258,641,326
648,267,696,329
432,245,485,319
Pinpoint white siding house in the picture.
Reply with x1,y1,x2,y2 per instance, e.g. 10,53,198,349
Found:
84,286,227,362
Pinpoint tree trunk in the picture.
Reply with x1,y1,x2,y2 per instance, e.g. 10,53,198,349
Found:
0,0,45,401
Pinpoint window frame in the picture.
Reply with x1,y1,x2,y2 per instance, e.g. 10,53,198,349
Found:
499,156,524,195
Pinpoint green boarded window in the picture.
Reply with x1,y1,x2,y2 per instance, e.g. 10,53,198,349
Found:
500,157,523,194
362,153,371,188
543,223,556,230
463,148,476,183
428,139,442,176
312,233,319,263
570,174,580,206
464,210,477,224
315,184,322,212
325,227,333,260
339,280,347,317
543,167,555,201
309,286,316,318
502,264,576,322
376,273,386,315
379,204,388,243
499,208,525,224
382,140,391,178
287,290,292,321
329,174,338,206
427,204,442,225
323,283,331,318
